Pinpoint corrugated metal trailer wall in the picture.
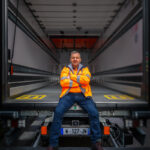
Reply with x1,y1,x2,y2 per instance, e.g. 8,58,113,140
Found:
7,0,59,97
89,1,144,98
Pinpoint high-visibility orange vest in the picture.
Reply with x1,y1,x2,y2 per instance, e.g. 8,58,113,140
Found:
60,64,92,98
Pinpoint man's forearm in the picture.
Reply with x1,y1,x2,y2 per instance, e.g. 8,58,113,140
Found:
70,74,90,85
60,78,80,88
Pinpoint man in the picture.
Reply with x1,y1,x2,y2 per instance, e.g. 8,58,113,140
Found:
48,51,103,150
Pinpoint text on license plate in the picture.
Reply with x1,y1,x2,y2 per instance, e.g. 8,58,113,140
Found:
61,128,90,135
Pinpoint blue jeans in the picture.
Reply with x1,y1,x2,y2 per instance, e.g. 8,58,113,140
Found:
49,93,102,147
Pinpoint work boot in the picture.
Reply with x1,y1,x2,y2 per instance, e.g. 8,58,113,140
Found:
91,142,104,150
47,146,58,150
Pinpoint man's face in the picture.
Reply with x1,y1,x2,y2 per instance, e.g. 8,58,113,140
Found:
70,53,81,68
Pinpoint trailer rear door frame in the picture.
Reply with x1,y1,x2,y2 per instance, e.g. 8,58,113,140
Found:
1,0,8,106
142,0,150,102
0,0,149,108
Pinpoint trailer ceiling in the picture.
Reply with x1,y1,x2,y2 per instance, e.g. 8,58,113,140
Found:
25,0,125,36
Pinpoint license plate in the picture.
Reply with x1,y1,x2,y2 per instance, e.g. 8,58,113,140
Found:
61,128,90,135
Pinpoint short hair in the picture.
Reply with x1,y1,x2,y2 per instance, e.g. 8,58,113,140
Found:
70,51,81,58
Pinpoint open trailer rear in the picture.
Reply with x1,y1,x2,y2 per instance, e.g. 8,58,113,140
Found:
0,0,150,149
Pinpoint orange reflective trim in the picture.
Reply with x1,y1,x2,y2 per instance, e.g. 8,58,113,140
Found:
41,126,47,135
104,126,110,135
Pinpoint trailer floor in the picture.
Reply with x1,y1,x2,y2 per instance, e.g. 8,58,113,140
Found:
5,85,148,109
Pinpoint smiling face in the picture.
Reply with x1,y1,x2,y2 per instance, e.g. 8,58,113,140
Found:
70,52,81,69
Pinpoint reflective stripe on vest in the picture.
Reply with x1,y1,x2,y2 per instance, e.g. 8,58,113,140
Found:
86,74,91,79
77,75,80,83
80,86,86,94
61,76,68,80
69,80,73,87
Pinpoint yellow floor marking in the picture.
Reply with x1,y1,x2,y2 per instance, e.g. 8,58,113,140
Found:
104,95,135,100
16,95,47,100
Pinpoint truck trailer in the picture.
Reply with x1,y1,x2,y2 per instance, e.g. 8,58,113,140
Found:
0,0,150,150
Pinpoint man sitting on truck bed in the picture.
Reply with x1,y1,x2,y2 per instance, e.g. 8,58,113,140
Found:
48,51,103,150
